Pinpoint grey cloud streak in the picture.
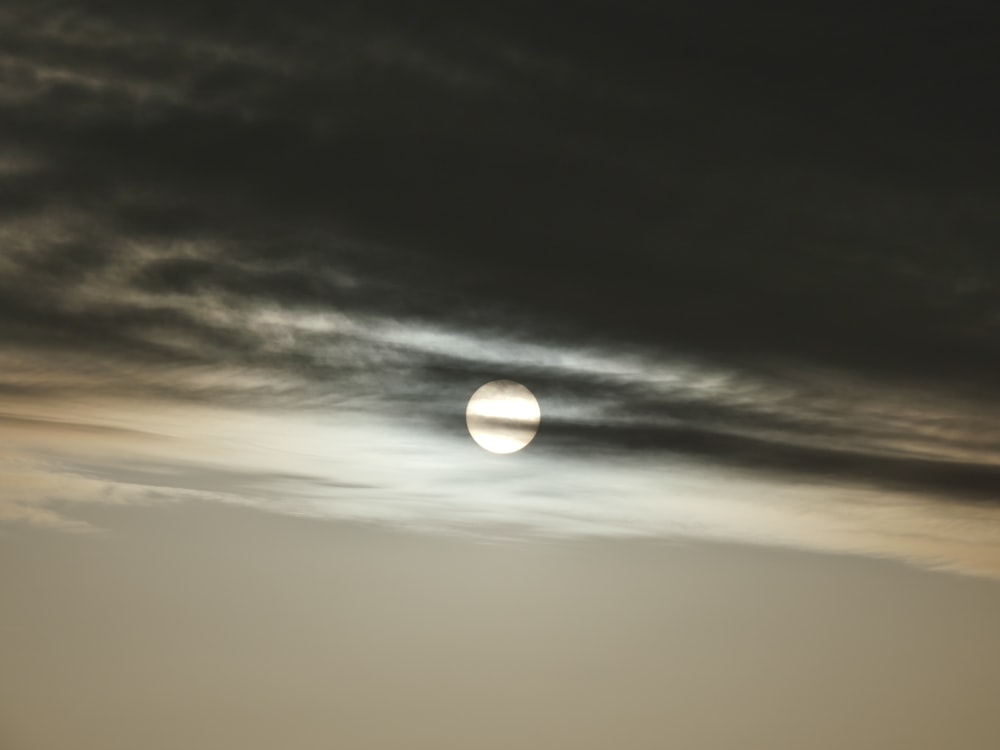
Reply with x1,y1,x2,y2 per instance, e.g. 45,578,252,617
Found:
2,0,1000,573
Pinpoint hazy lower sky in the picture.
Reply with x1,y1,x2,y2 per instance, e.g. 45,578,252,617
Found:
2,1,1000,748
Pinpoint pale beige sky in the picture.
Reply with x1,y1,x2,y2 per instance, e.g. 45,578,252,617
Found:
3,502,1000,750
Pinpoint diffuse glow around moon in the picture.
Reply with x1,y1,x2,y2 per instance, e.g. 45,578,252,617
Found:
466,380,540,454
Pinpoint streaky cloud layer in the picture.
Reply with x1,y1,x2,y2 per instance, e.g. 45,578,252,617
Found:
1,0,999,577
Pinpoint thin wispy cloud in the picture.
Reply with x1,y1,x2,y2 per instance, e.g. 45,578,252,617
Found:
2,0,1000,579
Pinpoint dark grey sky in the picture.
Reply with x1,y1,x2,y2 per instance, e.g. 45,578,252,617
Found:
1,0,1000,559
3,0,1000,501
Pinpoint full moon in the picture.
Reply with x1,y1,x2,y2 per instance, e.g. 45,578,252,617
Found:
466,380,540,454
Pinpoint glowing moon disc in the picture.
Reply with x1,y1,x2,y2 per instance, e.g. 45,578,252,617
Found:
466,380,540,454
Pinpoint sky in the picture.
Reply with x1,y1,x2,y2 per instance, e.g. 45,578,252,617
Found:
2,1,1000,748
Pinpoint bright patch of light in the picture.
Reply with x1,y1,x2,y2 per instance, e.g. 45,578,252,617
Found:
466,380,540,454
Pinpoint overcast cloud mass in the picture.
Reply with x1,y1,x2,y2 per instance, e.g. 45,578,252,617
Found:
2,0,1000,577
